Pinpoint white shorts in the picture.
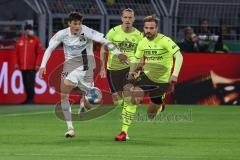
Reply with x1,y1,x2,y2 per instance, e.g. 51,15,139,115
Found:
62,69,94,92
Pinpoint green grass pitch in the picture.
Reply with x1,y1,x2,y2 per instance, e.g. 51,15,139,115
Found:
0,104,239,160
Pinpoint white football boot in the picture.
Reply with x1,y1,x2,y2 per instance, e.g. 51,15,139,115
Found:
65,129,75,138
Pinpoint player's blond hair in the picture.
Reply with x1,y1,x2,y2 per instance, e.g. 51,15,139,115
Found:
121,8,134,16
143,15,159,25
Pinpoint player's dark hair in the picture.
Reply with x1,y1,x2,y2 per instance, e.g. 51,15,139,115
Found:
121,8,134,16
68,12,83,22
143,15,159,26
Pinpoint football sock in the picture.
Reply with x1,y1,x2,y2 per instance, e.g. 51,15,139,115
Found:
66,121,73,130
157,94,166,115
61,99,73,130
121,97,137,133
114,99,124,107
157,104,163,115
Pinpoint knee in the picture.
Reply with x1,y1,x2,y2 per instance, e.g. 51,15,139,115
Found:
60,98,70,111
123,83,134,97
61,94,68,100
131,86,144,104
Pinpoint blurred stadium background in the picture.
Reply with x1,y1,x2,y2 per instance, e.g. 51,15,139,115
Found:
0,1,240,160
1,0,240,51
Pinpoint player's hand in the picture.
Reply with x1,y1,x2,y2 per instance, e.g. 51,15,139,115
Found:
169,75,178,84
167,84,175,93
39,67,46,79
167,76,178,93
133,70,141,79
100,67,106,78
127,72,137,80
118,54,128,64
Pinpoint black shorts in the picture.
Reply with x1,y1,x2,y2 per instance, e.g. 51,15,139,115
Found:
107,68,129,93
134,72,169,104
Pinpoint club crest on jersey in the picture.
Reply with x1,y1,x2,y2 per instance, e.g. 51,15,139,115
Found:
79,33,86,41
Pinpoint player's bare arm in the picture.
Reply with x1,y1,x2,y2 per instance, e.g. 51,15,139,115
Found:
99,45,108,78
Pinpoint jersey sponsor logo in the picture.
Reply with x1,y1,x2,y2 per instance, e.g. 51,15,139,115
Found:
146,56,163,61
144,50,164,61
114,40,137,52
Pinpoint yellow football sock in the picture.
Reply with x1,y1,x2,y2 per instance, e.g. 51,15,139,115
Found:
157,94,166,115
114,99,124,107
121,97,137,132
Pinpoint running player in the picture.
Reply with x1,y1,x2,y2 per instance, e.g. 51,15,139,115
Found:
99,8,143,140
115,15,183,141
39,12,127,138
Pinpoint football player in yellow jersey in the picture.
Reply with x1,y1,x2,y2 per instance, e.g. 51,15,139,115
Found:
100,8,143,141
115,15,183,141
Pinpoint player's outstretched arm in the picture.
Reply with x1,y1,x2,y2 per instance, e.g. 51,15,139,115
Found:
39,32,62,79
128,57,142,80
99,44,107,78
101,39,128,64
86,28,128,64
169,51,183,84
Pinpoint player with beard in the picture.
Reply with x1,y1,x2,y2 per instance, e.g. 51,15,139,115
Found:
115,15,183,141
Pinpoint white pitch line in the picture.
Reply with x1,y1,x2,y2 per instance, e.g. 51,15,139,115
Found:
0,111,53,118
0,153,205,159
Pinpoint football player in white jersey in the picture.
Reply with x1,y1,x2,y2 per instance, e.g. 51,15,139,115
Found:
39,12,127,138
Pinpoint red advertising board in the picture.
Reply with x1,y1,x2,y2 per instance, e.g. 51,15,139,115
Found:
1,50,240,104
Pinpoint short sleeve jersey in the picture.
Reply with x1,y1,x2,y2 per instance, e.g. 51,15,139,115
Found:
135,34,180,83
106,25,143,70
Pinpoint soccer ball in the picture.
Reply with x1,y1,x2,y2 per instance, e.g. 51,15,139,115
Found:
85,87,102,104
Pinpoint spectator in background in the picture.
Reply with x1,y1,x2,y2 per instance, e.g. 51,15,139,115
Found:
179,27,199,53
220,24,236,40
214,35,229,53
15,24,44,104
196,19,213,35
196,19,218,52
214,24,230,53
89,3,99,14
